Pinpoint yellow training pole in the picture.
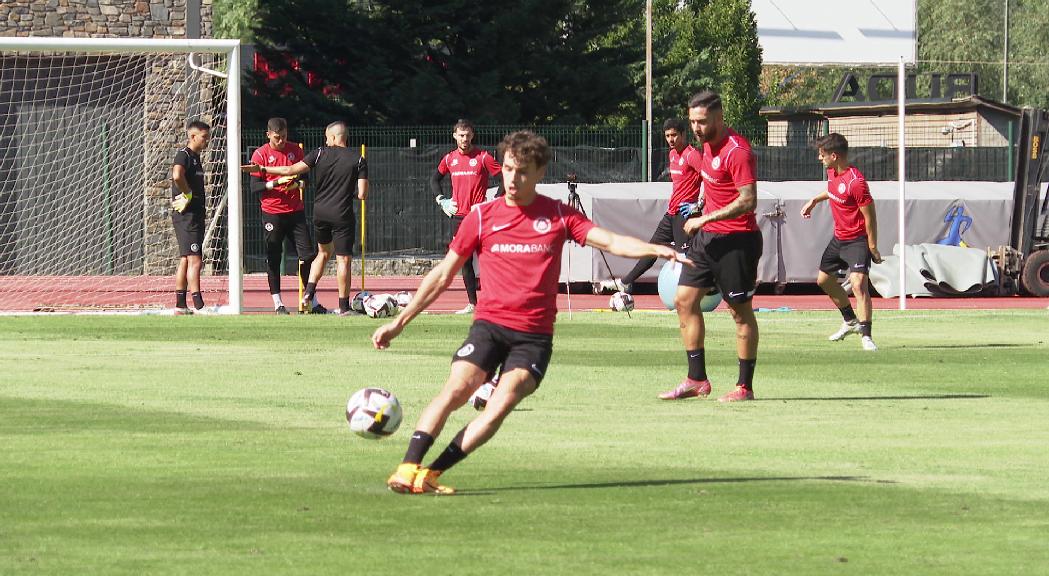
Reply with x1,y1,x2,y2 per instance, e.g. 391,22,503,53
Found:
297,142,306,313
360,143,367,292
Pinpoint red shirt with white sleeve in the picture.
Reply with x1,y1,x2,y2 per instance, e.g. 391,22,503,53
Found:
667,145,703,215
700,128,758,234
826,165,872,241
449,194,596,335
251,142,306,214
437,148,501,216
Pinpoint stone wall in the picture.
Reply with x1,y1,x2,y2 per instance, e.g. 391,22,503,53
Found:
0,0,210,39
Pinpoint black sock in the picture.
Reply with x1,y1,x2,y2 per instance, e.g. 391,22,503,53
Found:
686,349,707,381
402,431,435,465
339,297,350,313
859,321,872,338
839,305,857,323
304,282,317,302
427,428,469,472
175,290,187,309
192,292,204,309
737,358,756,389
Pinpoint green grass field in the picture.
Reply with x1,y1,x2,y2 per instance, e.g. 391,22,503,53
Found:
2,310,1048,575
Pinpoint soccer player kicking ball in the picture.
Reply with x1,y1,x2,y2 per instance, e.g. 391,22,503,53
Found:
243,121,368,315
170,120,212,314
801,133,882,351
661,90,763,402
373,131,690,495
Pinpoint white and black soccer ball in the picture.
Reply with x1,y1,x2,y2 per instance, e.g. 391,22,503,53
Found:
346,387,403,439
394,291,413,308
609,291,635,312
363,294,397,318
350,291,371,314
470,382,496,411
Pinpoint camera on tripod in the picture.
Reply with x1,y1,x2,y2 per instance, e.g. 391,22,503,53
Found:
566,172,579,203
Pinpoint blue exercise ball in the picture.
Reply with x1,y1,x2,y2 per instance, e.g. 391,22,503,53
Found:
657,259,722,312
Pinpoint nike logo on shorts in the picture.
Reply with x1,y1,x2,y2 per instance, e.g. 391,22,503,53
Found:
853,263,866,268
493,223,512,231
728,291,745,298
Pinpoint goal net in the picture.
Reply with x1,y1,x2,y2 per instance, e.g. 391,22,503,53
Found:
0,38,242,313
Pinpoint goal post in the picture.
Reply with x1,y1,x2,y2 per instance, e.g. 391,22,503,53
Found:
0,37,242,313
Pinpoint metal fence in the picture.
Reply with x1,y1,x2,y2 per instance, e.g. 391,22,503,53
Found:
239,124,1017,270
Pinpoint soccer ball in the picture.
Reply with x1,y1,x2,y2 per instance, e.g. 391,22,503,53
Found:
609,291,634,312
350,291,370,314
346,387,403,439
470,382,496,410
363,294,397,318
394,290,413,308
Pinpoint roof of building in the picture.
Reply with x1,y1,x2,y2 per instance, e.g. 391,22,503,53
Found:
760,95,1023,119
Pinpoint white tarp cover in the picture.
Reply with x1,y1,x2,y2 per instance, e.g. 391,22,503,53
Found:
869,243,997,298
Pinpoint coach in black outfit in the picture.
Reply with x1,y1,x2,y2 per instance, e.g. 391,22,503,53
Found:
244,121,369,315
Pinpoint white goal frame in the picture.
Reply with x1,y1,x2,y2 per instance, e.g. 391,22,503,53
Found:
0,36,243,313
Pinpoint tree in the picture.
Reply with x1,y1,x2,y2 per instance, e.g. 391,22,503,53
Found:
246,0,640,126
212,0,258,43
595,0,763,131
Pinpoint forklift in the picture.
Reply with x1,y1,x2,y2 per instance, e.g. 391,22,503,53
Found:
992,107,1049,296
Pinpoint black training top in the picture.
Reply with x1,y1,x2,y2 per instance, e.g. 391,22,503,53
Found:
304,146,368,223
172,147,206,213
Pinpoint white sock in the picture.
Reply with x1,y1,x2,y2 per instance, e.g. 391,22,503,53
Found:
272,294,284,309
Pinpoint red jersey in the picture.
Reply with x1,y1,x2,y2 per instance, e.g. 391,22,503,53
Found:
700,128,758,234
251,142,306,214
667,145,703,215
437,148,501,216
449,194,596,335
826,166,872,241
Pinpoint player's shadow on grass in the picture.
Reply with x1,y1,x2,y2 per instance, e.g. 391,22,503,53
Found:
461,475,895,495
760,393,989,402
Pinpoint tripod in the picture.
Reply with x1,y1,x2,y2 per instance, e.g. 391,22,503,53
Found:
564,174,631,318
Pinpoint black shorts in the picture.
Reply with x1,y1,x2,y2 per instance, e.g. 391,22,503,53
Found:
452,319,554,386
262,211,317,261
172,209,205,257
679,229,763,303
314,217,355,256
649,212,690,252
820,235,872,275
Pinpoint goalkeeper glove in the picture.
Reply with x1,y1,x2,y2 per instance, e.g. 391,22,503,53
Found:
172,192,192,213
266,175,300,190
436,195,458,217
677,201,699,219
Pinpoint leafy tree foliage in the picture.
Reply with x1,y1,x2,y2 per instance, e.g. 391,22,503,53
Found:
213,0,258,42
247,0,639,126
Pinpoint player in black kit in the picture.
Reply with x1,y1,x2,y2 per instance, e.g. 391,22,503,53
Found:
170,120,212,314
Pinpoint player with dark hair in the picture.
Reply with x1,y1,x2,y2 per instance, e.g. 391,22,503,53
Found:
170,120,212,314
376,130,690,495
607,117,703,293
243,121,368,315
430,119,502,314
661,90,763,402
248,117,318,314
801,132,882,351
